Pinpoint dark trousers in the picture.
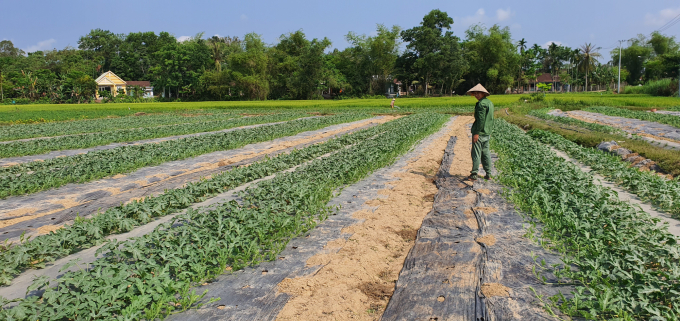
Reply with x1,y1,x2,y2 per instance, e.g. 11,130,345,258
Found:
471,135,491,175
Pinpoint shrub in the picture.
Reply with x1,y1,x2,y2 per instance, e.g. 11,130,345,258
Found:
623,78,679,96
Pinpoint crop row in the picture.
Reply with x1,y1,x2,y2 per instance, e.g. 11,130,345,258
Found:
530,129,680,216
0,113,449,320
0,111,244,141
0,112,309,158
0,114,412,285
0,113,369,198
586,106,680,130
527,108,624,134
492,119,680,319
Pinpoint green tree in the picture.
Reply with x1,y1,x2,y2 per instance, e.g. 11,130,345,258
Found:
578,43,602,90
0,57,13,101
342,24,401,95
109,31,176,82
269,30,332,99
401,9,467,95
462,24,520,94
0,40,25,57
228,33,270,100
150,34,210,99
649,31,679,56
78,29,123,73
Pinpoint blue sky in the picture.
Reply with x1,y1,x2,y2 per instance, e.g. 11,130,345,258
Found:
2,0,679,62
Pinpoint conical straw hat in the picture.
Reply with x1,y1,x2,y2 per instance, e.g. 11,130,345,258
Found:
466,83,490,96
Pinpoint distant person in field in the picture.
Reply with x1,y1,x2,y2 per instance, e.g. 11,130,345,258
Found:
390,98,399,109
466,83,494,181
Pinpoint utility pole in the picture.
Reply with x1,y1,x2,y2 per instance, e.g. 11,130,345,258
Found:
618,40,624,94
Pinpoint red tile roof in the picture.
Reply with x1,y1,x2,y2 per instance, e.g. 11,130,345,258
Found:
532,73,560,83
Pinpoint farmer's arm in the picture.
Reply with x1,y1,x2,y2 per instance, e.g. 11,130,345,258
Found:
471,103,487,142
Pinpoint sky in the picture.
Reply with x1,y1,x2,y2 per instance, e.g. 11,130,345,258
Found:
2,0,680,63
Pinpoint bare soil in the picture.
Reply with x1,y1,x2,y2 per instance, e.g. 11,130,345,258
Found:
481,283,511,297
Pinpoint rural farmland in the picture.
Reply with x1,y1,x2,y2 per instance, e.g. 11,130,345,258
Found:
0,95,679,320
2,1,680,319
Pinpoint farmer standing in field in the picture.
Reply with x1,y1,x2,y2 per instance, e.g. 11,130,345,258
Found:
466,84,494,181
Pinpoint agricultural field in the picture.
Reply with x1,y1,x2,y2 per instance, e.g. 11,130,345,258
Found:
2,97,680,320
2,93,680,124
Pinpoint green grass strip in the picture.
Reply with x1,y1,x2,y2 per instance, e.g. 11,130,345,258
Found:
0,112,242,141
0,113,448,320
493,119,680,320
0,113,369,198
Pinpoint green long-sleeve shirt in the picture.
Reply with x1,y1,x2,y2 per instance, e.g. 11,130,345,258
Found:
471,97,494,136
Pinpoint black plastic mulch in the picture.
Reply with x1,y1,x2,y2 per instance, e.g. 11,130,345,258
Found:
382,137,574,321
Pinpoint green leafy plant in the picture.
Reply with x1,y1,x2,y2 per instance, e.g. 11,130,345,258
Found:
0,112,311,158
0,113,369,198
492,119,680,319
529,128,680,216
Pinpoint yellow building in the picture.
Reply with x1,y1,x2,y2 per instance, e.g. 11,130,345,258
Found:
95,71,154,99
95,71,127,99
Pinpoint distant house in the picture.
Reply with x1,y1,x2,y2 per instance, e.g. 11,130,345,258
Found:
527,73,562,92
95,71,154,99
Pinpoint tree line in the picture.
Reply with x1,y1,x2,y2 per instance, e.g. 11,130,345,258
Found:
1,9,679,104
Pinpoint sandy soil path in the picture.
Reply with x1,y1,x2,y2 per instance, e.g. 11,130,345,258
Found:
274,116,474,321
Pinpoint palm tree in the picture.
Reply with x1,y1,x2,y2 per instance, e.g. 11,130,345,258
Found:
546,43,560,91
516,39,528,91
579,43,601,92
518,38,527,54
569,48,581,91
208,36,225,72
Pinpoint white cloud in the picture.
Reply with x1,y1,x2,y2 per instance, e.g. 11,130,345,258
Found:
542,41,563,48
240,14,248,21
24,39,56,53
496,8,513,21
459,7,514,26
460,8,486,25
645,7,680,27
176,36,191,42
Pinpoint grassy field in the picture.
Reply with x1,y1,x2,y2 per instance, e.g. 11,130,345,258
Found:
2,93,679,124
